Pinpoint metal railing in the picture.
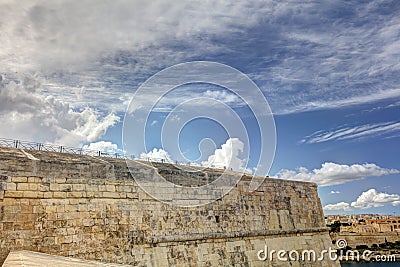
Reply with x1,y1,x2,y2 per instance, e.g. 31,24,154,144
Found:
0,137,228,169
0,138,129,159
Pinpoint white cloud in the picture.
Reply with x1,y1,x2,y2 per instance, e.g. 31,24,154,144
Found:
137,138,249,171
202,138,245,171
1,1,399,116
323,202,351,211
0,0,270,116
351,189,400,209
0,74,119,146
203,90,243,106
128,84,247,116
140,148,173,162
276,162,399,186
168,114,180,122
69,111,119,144
324,189,400,212
301,121,400,144
0,0,263,73
82,141,123,155
278,89,400,115
330,191,341,194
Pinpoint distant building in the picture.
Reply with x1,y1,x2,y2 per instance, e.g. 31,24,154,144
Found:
366,218,400,232
327,214,400,233
340,225,378,233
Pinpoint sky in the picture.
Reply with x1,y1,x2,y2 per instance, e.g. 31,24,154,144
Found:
0,0,399,214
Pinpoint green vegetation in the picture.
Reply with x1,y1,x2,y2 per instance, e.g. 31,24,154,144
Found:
328,221,341,233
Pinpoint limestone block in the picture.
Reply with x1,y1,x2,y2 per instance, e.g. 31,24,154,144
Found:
85,184,98,192
55,178,67,183
102,192,120,199
53,192,67,198
16,183,29,191
6,182,16,191
73,184,85,191
27,177,42,183
67,192,84,198
4,191,24,198
50,183,60,191
105,185,116,192
11,177,28,183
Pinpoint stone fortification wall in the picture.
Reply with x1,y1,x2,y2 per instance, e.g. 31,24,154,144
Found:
0,147,338,266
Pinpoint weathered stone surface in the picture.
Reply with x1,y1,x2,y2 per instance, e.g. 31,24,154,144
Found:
0,147,339,266
2,250,129,267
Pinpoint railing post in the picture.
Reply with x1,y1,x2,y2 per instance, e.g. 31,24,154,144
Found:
0,138,132,160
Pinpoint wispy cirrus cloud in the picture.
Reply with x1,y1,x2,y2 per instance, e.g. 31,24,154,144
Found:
301,121,400,144
277,89,400,115
1,1,400,116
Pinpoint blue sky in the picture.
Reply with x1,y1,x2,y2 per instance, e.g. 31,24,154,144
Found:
0,1,399,214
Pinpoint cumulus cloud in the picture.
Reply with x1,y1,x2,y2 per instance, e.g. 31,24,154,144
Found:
276,162,399,186
351,189,400,209
324,189,400,212
82,141,123,156
137,138,248,171
323,202,351,211
301,121,400,144
202,138,245,171
0,74,119,146
140,148,173,162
